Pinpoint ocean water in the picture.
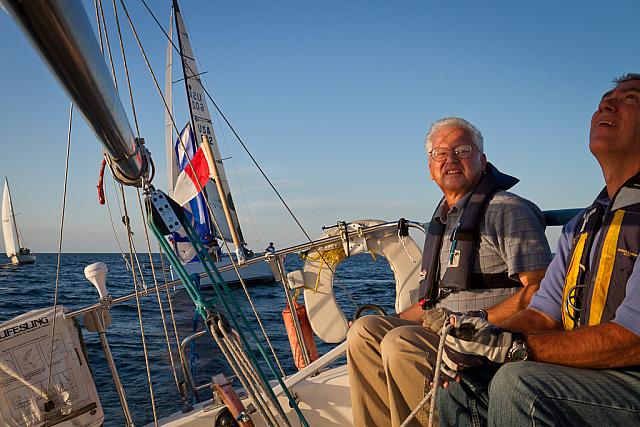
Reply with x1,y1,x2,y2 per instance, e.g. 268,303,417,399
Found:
0,252,396,426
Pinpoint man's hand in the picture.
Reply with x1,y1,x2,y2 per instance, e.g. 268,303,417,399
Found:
422,307,453,333
442,315,522,372
423,308,488,333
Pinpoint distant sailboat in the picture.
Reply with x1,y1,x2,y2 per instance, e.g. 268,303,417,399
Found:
2,178,35,265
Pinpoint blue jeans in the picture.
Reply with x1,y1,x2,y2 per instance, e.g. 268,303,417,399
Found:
437,361,640,426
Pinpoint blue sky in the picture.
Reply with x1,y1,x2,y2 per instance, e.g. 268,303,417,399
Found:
1,1,640,253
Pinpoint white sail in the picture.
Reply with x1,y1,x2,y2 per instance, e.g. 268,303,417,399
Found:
173,3,245,245
2,179,19,258
165,12,179,197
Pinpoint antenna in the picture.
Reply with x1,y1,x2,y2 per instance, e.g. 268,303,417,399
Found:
84,262,109,299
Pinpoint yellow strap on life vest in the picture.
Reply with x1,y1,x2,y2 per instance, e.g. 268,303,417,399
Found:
588,209,625,325
562,233,588,330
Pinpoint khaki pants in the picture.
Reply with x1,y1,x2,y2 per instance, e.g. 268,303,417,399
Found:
347,315,440,427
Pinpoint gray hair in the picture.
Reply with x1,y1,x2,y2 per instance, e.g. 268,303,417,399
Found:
614,73,640,85
425,117,484,154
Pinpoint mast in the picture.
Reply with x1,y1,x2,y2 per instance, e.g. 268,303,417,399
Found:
165,10,179,197
201,136,244,258
172,0,246,247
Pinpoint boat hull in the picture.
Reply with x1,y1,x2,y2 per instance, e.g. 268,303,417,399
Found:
10,252,36,264
179,254,275,286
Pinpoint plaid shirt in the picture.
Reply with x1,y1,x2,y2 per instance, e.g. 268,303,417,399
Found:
434,190,552,312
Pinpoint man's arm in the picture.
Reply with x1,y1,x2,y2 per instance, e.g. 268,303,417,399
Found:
528,322,640,368
500,307,561,333
398,301,423,322
499,308,640,369
401,269,546,324
485,269,545,326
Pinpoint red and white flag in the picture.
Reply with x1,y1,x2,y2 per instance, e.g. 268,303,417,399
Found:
172,145,211,206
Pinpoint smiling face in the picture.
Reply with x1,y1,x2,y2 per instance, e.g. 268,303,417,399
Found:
590,79,640,163
428,126,487,206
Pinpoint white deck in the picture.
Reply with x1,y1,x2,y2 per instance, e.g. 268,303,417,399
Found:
155,364,352,427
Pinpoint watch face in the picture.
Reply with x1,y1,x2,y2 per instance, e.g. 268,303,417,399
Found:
511,347,528,361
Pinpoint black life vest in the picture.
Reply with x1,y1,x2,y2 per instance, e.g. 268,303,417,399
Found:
561,174,640,330
420,163,520,305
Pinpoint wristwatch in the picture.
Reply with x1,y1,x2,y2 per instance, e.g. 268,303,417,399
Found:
507,334,529,362
465,309,488,320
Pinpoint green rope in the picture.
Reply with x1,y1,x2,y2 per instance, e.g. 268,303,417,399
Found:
147,193,309,427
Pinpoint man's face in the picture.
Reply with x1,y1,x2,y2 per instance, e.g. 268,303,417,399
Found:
590,79,640,160
428,126,487,199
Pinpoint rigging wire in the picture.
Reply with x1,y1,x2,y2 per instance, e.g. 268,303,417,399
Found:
154,240,186,391
194,164,287,377
101,1,161,421
97,0,119,90
140,0,340,278
44,103,73,416
102,170,132,270
95,0,132,272
94,0,105,52
118,0,184,392
119,184,159,425
207,83,264,251
179,12,263,250
136,188,182,392
162,5,359,311
121,0,287,377
110,0,139,136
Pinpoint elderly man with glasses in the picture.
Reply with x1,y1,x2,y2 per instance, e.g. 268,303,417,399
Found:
347,117,552,427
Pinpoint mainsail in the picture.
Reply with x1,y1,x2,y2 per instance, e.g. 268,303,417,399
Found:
2,179,20,258
171,1,245,245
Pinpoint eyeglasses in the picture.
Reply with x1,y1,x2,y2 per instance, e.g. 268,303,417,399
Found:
429,144,474,162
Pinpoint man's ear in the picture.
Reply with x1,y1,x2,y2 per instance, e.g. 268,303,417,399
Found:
480,153,487,171
428,160,435,180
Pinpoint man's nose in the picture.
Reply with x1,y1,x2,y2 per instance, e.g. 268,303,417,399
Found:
444,152,460,163
599,96,617,113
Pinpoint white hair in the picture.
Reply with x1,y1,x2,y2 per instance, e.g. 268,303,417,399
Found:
425,117,484,154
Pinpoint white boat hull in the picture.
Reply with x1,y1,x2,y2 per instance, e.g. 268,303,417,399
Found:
10,252,36,265
180,254,275,286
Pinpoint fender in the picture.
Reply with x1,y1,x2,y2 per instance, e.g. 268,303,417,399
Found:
287,220,424,343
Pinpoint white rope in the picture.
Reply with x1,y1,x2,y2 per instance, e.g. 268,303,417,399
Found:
0,359,48,399
225,326,289,426
156,242,185,358
399,323,453,427
208,320,277,427
44,103,73,416
223,327,280,426
205,193,287,377
119,185,158,425
102,170,132,270
429,323,454,426
398,229,417,263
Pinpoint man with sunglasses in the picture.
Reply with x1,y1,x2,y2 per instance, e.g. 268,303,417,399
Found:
436,74,640,426
348,117,552,426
